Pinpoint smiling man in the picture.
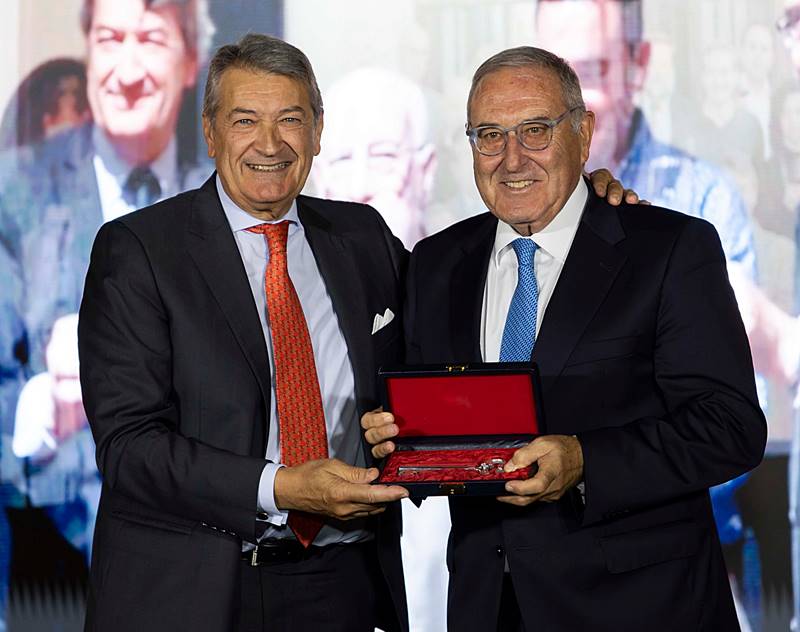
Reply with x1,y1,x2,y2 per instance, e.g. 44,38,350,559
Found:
363,46,766,631
78,34,410,632
0,0,214,600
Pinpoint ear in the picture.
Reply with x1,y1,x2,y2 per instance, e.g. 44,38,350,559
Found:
201,114,216,159
579,110,595,166
627,41,651,94
313,111,324,156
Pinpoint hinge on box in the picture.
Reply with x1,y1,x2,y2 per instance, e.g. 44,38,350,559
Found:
446,364,468,372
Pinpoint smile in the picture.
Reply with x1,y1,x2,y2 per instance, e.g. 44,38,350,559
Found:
247,162,290,172
503,180,534,189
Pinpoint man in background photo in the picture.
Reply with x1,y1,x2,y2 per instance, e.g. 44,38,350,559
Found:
0,0,214,620
312,68,436,249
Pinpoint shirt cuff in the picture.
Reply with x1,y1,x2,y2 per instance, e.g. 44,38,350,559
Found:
257,462,289,526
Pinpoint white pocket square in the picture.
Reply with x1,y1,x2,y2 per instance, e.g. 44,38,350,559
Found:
371,308,395,335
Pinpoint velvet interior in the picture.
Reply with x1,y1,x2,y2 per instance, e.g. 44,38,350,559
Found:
378,448,532,483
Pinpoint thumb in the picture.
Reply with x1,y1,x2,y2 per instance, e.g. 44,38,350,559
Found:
504,441,542,472
340,463,380,484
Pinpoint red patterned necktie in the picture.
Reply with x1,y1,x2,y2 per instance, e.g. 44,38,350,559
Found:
247,221,328,547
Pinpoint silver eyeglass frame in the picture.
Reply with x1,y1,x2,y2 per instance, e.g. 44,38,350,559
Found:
465,106,584,156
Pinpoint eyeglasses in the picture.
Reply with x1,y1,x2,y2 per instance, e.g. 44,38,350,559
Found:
466,107,584,156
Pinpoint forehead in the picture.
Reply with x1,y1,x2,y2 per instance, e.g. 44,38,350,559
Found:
470,66,565,124
91,0,183,33
536,1,624,59
217,68,311,112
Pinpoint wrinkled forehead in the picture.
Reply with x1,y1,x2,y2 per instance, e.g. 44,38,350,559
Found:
536,1,625,62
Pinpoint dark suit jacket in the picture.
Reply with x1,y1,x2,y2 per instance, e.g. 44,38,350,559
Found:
78,176,408,632
404,184,766,631
0,123,209,374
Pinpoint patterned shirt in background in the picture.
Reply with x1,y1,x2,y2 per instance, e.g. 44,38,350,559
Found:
619,110,758,282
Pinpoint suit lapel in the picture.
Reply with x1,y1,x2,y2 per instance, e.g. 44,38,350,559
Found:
297,198,373,403
185,176,271,452
450,214,496,362
532,191,627,394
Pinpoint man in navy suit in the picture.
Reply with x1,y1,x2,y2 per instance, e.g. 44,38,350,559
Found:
78,33,410,631
364,45,766,631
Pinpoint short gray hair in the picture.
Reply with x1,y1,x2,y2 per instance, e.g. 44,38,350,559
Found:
202,33,323,125
468,46,585,131
81,0,215,66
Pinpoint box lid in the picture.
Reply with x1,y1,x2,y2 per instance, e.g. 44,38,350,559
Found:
379,362,541,438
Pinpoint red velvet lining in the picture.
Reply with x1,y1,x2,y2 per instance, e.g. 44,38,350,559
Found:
386,374,539,437
379,448,532,483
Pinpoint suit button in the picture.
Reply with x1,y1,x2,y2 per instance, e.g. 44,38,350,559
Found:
495,546,504,557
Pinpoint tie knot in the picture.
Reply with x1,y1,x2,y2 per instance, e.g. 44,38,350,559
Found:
123,166,161,208
246,221,290,254
511,238,538,266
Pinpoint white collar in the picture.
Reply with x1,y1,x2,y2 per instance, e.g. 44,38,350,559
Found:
216,174,301,235
492,177,587,265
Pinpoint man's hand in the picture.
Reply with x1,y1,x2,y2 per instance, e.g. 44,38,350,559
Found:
274,458,408,520
497,435,584,507
587,168,648,205
361,409,399,459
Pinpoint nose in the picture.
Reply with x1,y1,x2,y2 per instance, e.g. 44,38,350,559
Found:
502,130,526,171
348,154,374,203
253,122,284,155
114,34,147,86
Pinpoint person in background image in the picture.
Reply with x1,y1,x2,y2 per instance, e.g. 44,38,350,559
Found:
739,23,777,163
0,58,90,150
689,45,764,172
312,66,448,632
534,0,757,284
0,0,215,619
313,68,437,248
12,314,99,560
772,2,800,628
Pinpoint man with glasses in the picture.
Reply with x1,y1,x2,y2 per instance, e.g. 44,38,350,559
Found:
363,45,766,631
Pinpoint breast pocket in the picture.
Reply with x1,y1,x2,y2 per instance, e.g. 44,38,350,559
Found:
565,335,640,367
599,519,702,574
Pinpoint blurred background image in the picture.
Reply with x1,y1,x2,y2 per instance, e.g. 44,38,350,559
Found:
1,0,800,630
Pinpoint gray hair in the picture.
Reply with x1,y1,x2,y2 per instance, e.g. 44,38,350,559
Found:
202,33,323,125
80,0,216,66
468,46,585,131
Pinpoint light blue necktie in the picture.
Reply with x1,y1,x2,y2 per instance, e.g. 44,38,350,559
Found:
499,238,539,361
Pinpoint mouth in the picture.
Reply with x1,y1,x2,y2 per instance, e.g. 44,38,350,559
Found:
502,179,535,190
246,161,291,172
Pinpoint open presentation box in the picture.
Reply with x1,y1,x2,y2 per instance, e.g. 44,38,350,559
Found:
375,363,543,497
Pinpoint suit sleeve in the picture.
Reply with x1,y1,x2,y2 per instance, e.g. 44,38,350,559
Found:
78,220,267,542
577,218,767,525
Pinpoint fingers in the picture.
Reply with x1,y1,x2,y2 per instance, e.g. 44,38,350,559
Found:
371,441,396,459
331,460,380,484
361,410,399,455
504,439,546,472
587,168,612,195
497,435,584,506
622,188,639,204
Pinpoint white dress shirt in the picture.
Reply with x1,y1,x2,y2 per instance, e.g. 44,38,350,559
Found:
481,178,587,361
217,176,368,546
92,126,179,223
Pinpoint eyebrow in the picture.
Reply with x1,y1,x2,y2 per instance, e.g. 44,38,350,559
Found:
472,115,554,128
226,106,308,119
